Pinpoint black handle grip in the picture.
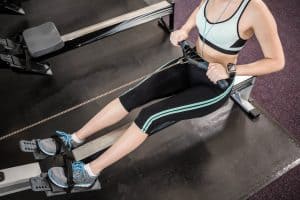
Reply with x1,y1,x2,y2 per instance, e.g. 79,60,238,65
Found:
216,80,229,90
187,58,208,70
190,58,229,89
179,41,229,90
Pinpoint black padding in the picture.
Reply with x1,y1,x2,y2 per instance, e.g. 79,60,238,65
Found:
23,22,64,58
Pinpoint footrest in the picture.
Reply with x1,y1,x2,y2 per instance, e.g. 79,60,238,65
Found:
19,140,38,152
19,140,48,160
30,174,52,192
30,174,101,197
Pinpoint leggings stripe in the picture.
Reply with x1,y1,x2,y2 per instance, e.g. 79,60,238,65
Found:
142,83,233,132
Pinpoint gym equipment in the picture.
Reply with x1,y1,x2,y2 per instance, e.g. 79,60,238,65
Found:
0,0,174,75
0,40,259,197
0,0,25,15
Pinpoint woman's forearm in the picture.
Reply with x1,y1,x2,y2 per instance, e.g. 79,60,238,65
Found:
236,57,285,76
181,6,200,33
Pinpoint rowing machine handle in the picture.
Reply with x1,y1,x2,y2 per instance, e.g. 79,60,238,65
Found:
179,41,229,90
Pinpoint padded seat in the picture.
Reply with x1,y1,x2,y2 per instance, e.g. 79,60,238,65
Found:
23,22,64,58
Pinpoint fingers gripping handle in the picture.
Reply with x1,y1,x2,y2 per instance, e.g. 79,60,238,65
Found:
188,58,229,90
179,41,229,90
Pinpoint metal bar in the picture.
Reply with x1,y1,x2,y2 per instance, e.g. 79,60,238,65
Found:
78,7,173,47
230,76,260,118
0,162,41,196
168,0,175,31
61,1,171,42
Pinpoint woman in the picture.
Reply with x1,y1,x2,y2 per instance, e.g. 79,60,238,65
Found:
39,0,285,188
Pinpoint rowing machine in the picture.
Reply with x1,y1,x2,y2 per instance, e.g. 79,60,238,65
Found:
0,1,175,75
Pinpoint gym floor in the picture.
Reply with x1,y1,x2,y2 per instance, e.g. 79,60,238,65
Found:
0,0,299,199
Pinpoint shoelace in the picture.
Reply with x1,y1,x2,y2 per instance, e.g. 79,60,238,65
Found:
72,161,85,179
56,131,73,150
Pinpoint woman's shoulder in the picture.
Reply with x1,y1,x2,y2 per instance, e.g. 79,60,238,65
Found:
247,0,273,16
245,0,276,25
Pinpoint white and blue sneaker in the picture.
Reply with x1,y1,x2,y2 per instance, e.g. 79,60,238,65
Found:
48,161,97,188
37,131,80,156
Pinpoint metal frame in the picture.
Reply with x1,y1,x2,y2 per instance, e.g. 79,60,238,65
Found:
231,76,260,118
0,163,40,196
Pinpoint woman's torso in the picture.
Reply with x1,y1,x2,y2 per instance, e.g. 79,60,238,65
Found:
195,0,254,66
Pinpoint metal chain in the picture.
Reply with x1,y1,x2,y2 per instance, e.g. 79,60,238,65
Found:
0,58,185,142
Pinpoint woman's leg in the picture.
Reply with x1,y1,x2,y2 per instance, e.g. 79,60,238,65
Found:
37,98,129,156
87,81,233,175
48,63,233,188
74,61,188,141
89,122,148,174
74,98,129,140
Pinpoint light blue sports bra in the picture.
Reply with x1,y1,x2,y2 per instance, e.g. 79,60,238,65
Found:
196,0,251,55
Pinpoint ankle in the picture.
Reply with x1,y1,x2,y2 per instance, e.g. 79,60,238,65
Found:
72,133,84,144
85,163,100,177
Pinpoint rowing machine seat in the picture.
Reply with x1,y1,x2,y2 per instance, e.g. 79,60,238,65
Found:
23,22,64,58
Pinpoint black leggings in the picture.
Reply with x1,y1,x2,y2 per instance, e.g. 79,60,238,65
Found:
119,58,234,135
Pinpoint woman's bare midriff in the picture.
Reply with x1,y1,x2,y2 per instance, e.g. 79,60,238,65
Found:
196,38,239,68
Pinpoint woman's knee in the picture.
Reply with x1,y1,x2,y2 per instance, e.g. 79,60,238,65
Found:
134,107,153,135
134,107,174,136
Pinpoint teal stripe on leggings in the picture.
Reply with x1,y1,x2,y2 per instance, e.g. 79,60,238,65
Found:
142,83,233,132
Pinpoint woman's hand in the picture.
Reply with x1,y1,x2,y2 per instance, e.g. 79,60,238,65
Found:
206,63,229,84
170,29,189,46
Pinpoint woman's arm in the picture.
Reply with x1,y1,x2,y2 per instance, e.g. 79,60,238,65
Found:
170,2,202,46
236,0,285,76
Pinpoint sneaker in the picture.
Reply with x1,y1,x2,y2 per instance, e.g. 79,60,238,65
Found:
37,131,81,156
48,161,97,188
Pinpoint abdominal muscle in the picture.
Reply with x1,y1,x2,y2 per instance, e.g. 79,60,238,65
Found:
196,37,239,68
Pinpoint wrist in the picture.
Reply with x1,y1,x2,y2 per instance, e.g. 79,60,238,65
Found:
181,25,191,34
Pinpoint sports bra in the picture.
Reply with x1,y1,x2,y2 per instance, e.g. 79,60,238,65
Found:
196,0,251,55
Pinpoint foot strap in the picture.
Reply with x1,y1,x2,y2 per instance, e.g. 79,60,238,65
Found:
51,135,66,155
64,156,75,193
